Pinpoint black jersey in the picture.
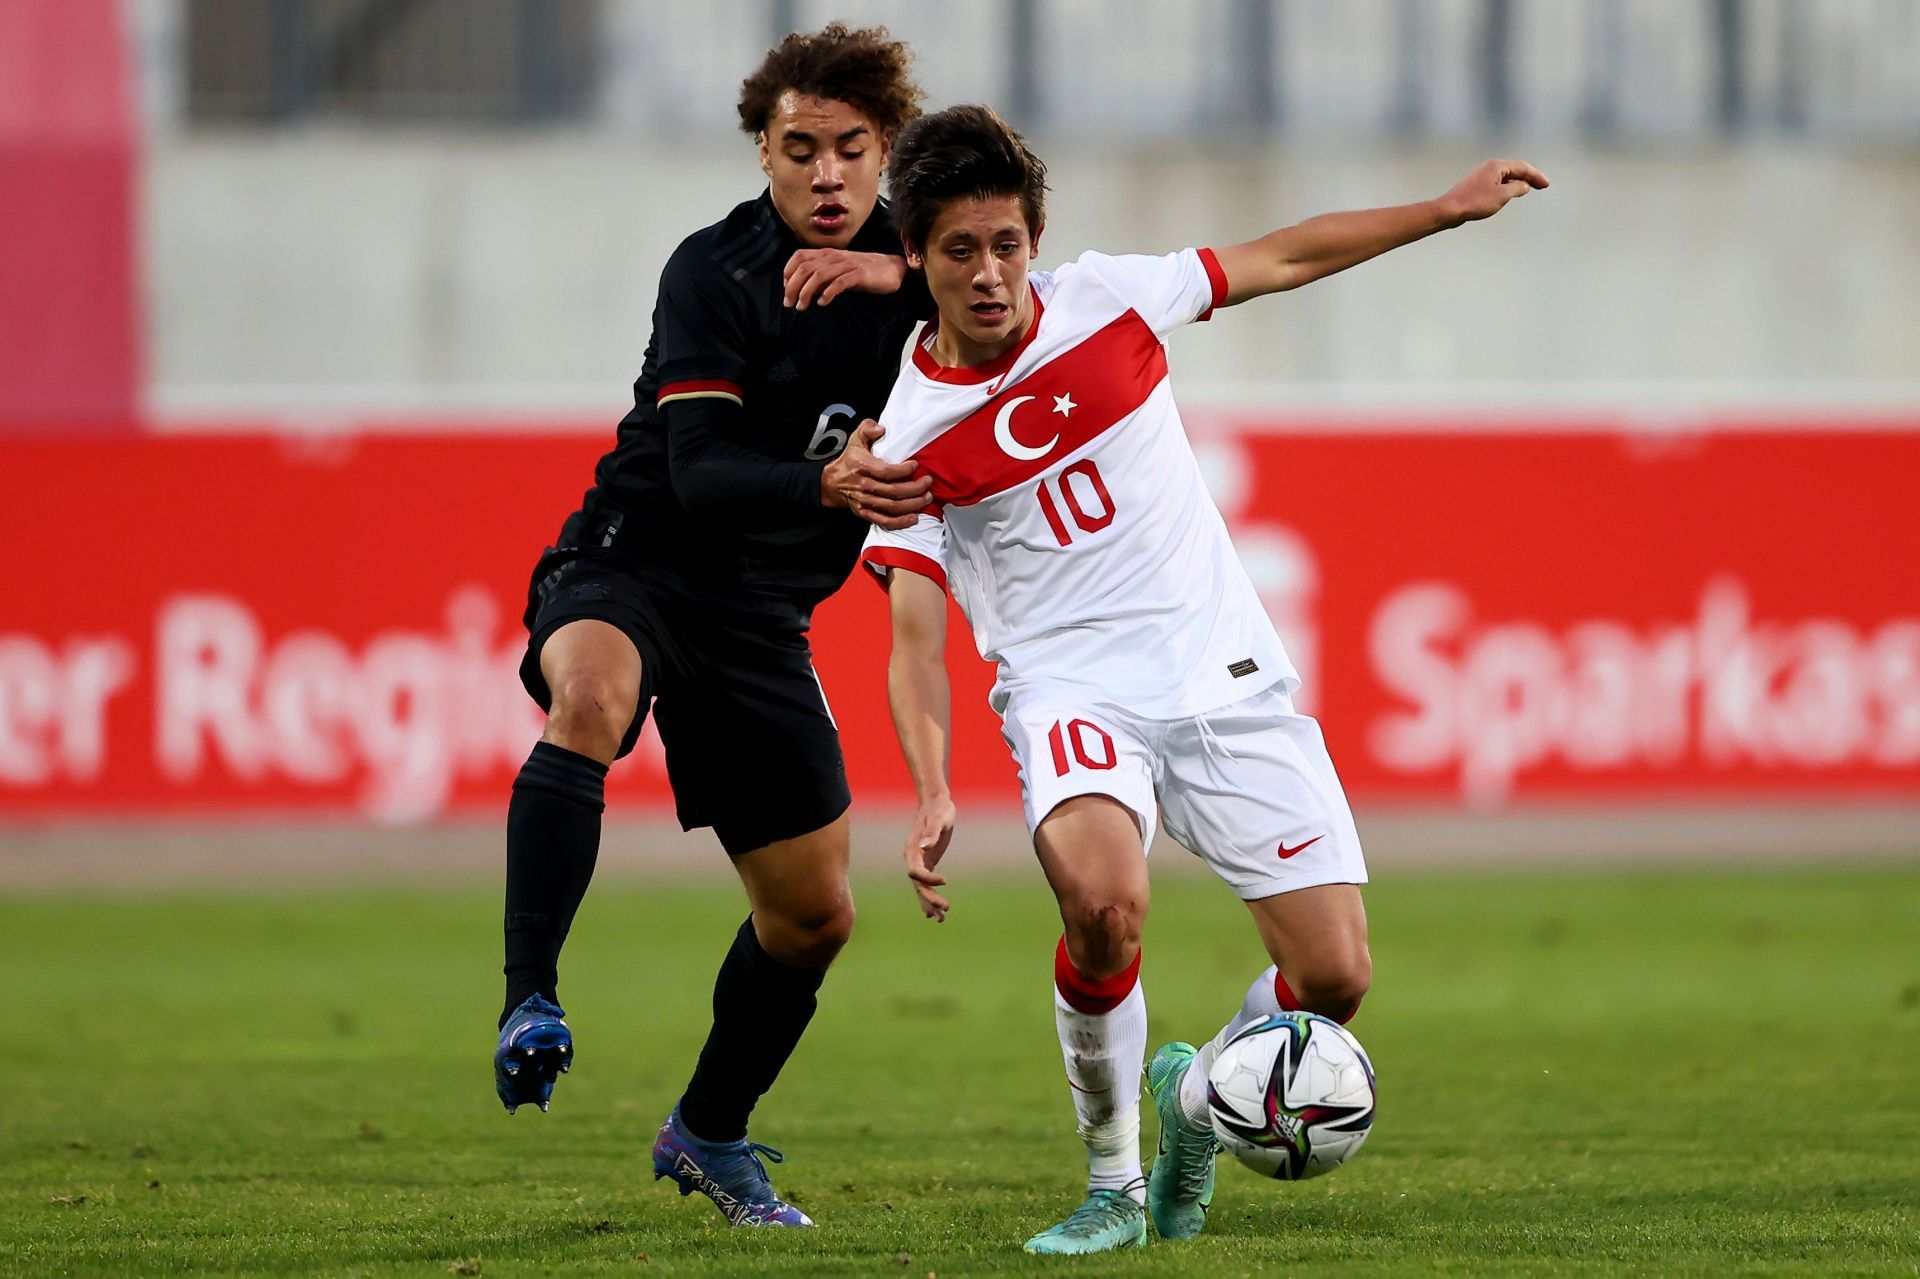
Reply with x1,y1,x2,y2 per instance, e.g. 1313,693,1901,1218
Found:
573,191,931,614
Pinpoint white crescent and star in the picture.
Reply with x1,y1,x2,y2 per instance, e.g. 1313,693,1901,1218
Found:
991,395,1054,460
992,391,1076,460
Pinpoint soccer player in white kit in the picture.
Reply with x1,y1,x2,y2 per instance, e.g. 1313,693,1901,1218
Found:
861,106,1546,1254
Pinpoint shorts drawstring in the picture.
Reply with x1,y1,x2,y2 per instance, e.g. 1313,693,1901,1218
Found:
1193,713,1237,790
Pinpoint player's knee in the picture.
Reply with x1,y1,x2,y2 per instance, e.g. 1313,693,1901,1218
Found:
1064,898,1142,979
544,668,639,758
761,898,856,971
1290,952,1372,1023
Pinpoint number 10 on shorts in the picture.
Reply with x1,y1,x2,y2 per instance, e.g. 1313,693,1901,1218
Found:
1048,718,1117,775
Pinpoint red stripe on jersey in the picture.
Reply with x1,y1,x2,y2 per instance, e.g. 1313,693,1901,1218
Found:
913,308,1167,507
1197,247,1227,322
861,546,948,593
656,378,743,406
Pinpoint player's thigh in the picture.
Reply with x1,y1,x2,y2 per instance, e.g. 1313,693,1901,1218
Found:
1157,686,1368,903
657,623,851,858
1002,699,1160,852
519,547,669,762
533,620,645,762
538,618,644,709
732,809,854,970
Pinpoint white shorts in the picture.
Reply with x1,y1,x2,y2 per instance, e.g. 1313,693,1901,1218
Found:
1000,683,1368,900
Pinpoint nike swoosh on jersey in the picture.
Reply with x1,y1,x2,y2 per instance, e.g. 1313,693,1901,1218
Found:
1277,835,1324,859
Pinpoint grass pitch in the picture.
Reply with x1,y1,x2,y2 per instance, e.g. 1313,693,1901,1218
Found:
4,858,1917,1276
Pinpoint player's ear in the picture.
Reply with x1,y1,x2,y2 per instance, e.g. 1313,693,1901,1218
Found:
1030,224,1045,257
756,130,772,176
905,243,924,270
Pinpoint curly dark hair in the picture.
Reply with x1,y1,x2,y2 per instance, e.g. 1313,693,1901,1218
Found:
887,104,1049,252
737,23,924,138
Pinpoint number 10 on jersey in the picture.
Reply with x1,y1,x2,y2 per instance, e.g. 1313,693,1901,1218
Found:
1035,460,1116,547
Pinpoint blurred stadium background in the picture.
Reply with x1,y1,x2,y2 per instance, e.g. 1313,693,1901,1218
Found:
4,3,1919,1274
4,0,1916,861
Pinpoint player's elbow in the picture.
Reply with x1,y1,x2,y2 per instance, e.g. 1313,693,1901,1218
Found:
1259,251,1315,295
667,453,729,516
891,617,946,662
1248,231,1313,295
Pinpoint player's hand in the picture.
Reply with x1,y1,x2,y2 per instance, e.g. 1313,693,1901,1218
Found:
903,791,956,922
1439,159,1549,225
821,420,933,530
783,250,907,310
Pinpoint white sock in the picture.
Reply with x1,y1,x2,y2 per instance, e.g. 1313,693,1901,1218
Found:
1054,980,1147,1202
1179,965,1280,1129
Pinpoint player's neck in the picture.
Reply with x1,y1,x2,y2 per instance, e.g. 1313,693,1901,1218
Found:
932,292,1035,370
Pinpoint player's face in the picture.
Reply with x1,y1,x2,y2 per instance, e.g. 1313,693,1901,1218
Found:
758,92,888,248
908,195,1041,363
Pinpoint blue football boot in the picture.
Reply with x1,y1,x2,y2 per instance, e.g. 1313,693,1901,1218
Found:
1022,1187,1149,1254
651,1109,814,1227
494,994,572,1114
1147,1041,1220,1239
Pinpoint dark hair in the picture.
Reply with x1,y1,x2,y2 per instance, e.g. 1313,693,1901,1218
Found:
887,105,1048,252
737,23,923,137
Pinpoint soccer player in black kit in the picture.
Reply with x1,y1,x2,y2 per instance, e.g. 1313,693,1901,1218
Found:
492,26,933,1227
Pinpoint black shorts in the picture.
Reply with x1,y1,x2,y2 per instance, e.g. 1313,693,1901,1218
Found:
519,540,850,857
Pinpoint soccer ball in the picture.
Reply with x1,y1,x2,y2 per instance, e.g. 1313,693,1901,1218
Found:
1205,1011,1376,1180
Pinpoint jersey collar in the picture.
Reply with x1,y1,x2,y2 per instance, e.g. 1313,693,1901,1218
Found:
911,287,1045,386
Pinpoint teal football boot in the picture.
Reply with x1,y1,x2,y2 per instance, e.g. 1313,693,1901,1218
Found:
1146,1041,1220,1239
1022,1187,1147,1255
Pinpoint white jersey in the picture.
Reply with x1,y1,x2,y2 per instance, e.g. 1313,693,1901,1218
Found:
861,248,1298,721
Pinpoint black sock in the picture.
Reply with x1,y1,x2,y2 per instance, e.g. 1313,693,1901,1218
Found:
677,916,827,1143
501,742,608,1026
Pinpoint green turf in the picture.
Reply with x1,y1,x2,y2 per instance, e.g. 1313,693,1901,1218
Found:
4,861,1917,1276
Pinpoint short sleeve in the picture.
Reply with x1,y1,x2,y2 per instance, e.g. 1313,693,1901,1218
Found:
652,240,751,409
1076,248,1229,338
860,513,948,593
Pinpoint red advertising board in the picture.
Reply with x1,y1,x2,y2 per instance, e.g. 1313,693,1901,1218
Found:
2,423,1917,823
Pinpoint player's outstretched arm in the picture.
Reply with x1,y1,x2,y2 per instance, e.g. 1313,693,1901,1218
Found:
1212,158,1549,306
885,568,955,921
